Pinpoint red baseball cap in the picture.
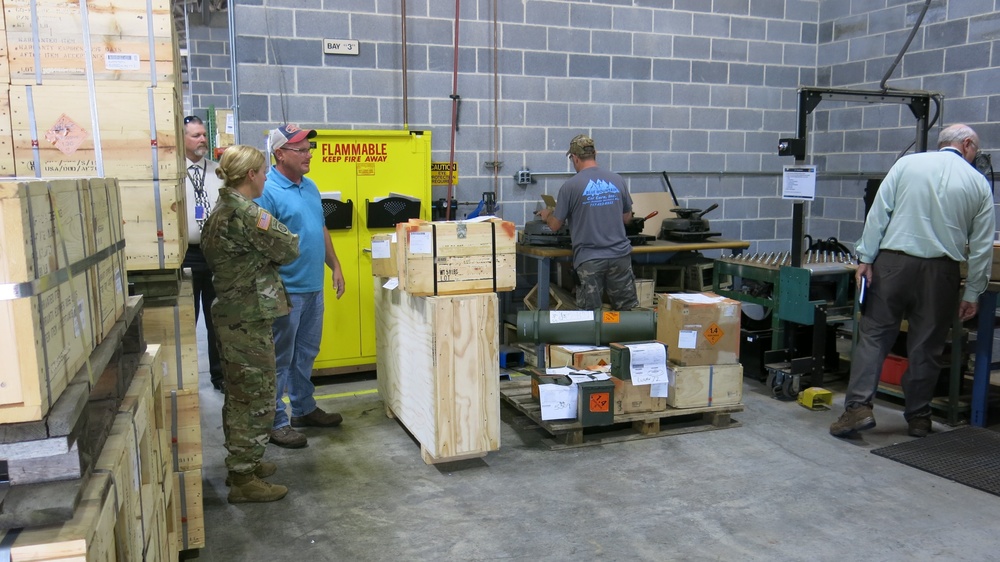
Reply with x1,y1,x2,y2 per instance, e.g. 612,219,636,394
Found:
269,124,317,150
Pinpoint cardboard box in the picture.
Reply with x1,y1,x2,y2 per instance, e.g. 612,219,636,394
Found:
611,376,667,415
666,362,743,408
635,278,655,308
656,292,740,366
395,218,517,296
547,344,610,369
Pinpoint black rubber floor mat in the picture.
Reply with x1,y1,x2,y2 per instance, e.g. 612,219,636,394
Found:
871,426,1000,496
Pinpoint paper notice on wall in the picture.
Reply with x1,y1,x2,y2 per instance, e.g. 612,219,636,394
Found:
226,113,235,134
626,343,668,385
678,330,698,349
372,239,391,259
409,231,433,254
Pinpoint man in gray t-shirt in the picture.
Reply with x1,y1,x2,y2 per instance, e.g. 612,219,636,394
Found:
537,134,638,310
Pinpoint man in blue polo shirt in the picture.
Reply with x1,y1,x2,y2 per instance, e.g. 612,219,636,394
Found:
256,124,347,449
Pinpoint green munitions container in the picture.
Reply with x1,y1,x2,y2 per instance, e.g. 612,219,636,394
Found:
577,379,615,427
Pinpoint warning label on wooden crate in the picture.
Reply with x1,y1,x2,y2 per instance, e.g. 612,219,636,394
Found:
45,114,87,155
704,322,724,345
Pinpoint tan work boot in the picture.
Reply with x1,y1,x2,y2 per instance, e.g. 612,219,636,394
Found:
227,472,288,503
225,462,277,486
269,426,307,448
829,404,876,437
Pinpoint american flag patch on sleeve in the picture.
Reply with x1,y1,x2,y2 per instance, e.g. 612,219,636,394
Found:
257,210,272,230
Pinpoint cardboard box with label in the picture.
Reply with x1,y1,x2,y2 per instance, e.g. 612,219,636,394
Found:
666,362,743,408
656,292,741,366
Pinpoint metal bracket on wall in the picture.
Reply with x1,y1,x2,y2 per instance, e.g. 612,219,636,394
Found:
514,169,535,186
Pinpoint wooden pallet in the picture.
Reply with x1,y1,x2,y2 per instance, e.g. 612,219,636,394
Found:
500,379,743,449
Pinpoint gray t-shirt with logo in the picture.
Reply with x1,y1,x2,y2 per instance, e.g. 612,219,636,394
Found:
553,166,633,268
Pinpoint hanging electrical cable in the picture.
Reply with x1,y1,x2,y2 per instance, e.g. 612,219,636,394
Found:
880,0,931,91
401,0,409,129
444,0,461,220
491,0,500,205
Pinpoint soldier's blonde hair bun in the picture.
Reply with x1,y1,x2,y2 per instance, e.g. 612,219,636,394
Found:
217,145,266,188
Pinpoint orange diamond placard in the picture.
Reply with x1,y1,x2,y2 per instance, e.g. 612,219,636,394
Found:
45,114,87,155
704,322,724,345
589,392,610,413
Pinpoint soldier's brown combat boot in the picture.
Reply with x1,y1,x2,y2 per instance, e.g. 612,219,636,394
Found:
227,472,288,504
225,462,277,486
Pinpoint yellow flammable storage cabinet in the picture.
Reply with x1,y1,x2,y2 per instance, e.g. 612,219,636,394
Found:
308,130,432,373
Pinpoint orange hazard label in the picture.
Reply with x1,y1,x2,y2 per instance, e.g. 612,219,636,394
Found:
590,392,610,413
45,114,87,155
603,311,620,323
704,322,724,345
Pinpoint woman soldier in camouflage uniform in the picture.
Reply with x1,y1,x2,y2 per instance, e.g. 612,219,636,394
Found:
201,145,300,503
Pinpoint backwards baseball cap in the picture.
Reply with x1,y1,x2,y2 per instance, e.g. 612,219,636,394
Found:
567,134,596,157
268,124,317,151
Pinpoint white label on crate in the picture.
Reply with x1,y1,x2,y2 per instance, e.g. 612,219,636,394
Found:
104,53,141,70
225,113,235,134
549,310,595,324
409,232,433,254
114,270,123,294
650,381,669,398
383,277,399,290
372,239,391,259
673,293,724,304
723,304,738,317
391,232,397,243
539,383,577,421
558,345,604,353
626,343,668,385
678,330,698,349
162,361,169,377
73,298,86,337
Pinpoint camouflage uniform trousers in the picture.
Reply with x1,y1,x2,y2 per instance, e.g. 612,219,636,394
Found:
575,255,639,310
216,319,278,475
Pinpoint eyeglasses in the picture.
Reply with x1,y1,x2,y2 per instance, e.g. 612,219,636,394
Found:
281,146,313,154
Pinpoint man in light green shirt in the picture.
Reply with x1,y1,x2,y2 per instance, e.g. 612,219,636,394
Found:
831,124,995,440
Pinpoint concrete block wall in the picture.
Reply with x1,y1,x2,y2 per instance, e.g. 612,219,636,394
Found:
809,0,1000,250
227,0,820,255
185,16,234,121
196,0,1000,257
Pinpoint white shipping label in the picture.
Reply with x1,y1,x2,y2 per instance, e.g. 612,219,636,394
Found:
678,330,698,349
371,239,391,259
650,382,669,398
104,53,141,70
625,342,668,385
409,232,433,254
114,270,123,294
723,304,738,317
549,310,595,324
383,277,399,290
539,383,578,421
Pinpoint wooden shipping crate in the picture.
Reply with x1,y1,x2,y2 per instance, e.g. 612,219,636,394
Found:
0,88,13,175
0,179,99,423
547,344,611,369
173,468,205,550
0,12,9,83
120,176,188,270
97,412,143,562
86,178,127,341
7,82,183,180
611,376,667,415
141,281,198,392
375,283,500,463
164,387,202,471
395,218,517,296
0,472,118,561
2,0,178,85
666,362,744,408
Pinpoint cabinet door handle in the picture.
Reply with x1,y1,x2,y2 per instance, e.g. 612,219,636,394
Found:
362,248,372,254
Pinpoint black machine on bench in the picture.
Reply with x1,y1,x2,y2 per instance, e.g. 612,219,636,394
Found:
658,204,721,242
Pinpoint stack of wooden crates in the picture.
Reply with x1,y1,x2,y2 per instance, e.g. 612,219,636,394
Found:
0,0,203,556
371,218,515,464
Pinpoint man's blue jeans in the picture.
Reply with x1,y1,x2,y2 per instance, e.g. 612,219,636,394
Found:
272,291,324,429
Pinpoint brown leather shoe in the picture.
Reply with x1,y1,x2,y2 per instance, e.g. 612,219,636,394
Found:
269,426,307,448
291,407,343,428
830,404,876,437
907,417,932,438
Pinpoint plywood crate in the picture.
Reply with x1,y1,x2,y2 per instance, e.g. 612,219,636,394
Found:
611,376,667,415
2,0,178,85
666,362,743,408
7,82,183,180
141,281,198,392
396,218,517,296
173,468,205,550
0,472,118,561
375,283,500,463
164,387,202,471
164,487,180,562
0,178,99,423
0,11,9,83
120,176,188,270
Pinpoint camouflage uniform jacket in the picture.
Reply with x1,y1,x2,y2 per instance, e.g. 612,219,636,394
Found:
202,187,300,326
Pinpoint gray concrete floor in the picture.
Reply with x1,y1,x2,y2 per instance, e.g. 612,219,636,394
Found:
191,320,1000,561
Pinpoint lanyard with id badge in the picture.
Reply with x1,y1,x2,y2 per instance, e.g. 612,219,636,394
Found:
188,162,210,225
